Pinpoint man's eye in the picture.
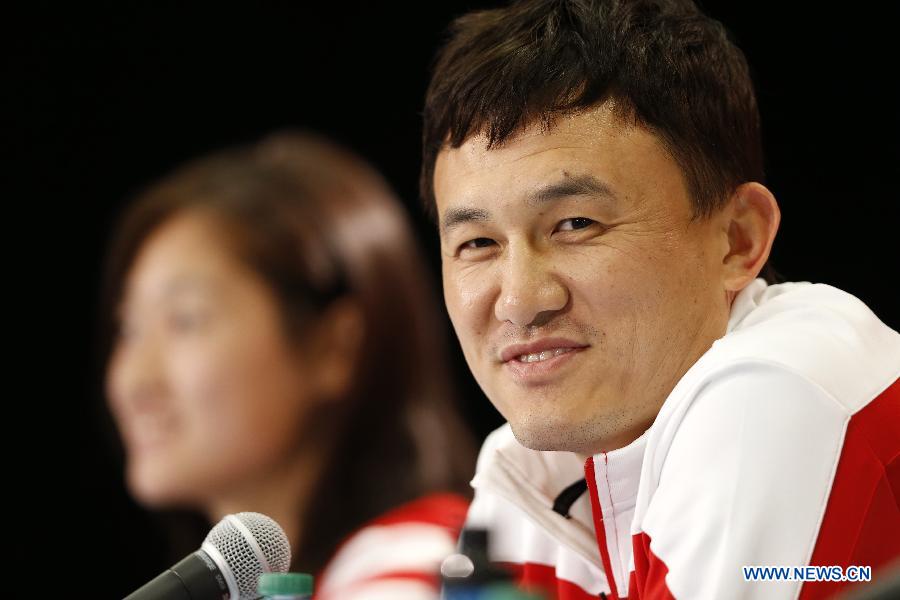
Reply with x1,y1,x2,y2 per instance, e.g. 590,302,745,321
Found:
556,217,596,232
460,237,496,251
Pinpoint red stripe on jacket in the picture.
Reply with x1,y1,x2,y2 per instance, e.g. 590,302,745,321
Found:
799,377,900,599
586,456,621,600
630,532,675,600
503,561,610,600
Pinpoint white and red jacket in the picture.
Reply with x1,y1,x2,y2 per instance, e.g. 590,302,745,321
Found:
465,279,900,599
315,493,469,600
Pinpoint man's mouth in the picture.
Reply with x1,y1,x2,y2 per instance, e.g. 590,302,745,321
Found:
515,347,576,363
500,340,589,385
500,338,588,363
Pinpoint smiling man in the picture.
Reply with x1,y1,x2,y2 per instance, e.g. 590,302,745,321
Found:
434,102,750,458
421,1,900,599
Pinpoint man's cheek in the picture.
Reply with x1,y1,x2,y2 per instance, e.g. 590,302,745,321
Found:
453,268,494,311
446,284,487,337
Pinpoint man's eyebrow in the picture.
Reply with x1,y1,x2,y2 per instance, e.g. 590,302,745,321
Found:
440,207,491,236
527,173,618,205
439,174,616,236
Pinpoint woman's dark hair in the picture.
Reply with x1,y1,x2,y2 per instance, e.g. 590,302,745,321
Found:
98,131,477,573
421,0,781,281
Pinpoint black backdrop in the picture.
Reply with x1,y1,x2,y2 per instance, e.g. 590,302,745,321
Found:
15,2,897,597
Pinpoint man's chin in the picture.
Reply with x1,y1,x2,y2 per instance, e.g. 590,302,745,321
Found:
508,420,579,452
507,412,618,456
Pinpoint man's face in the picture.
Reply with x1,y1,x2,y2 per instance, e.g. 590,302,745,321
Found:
435,102,733,455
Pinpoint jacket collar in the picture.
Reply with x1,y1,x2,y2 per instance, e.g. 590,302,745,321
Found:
471,424,647,568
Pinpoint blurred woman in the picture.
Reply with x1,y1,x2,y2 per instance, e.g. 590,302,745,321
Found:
100,132,476,599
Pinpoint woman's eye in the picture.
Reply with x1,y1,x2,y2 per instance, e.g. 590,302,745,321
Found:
460,237,496,251
168,311,207,332
556,217,596,232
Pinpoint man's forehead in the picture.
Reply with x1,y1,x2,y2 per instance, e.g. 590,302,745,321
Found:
433,108,694,234
435,112,642,203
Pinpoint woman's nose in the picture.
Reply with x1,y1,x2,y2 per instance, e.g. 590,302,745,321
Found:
107,329,167,414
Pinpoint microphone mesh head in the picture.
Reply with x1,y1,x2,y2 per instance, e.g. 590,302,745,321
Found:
204,512,291,599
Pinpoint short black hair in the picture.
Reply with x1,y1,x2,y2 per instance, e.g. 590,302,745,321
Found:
421,0,764,222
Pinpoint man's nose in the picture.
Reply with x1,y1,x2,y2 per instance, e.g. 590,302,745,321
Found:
494,248,568,328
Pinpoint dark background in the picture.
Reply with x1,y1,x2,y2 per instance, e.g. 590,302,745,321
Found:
13,1,897,597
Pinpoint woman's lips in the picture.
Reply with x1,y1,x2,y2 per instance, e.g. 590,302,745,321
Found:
122,413,178,451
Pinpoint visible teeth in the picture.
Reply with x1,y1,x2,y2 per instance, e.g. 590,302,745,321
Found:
517,348,573,363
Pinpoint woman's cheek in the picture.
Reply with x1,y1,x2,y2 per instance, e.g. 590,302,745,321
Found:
169,343,239,435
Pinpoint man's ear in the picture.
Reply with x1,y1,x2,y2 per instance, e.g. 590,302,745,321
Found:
721,182,781,292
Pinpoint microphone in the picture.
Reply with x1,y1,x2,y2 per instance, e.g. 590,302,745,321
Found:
125,512,291,600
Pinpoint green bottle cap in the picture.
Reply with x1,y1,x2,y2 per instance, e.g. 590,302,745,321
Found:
482,582,545,600
258,572,314,596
